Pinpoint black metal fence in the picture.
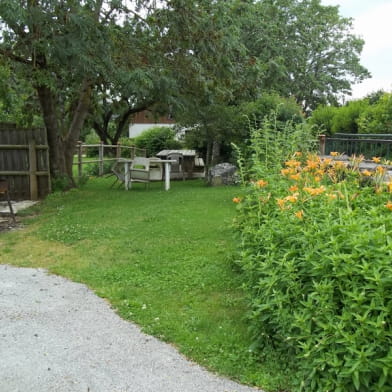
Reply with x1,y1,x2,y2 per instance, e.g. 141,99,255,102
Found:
322,133,392,159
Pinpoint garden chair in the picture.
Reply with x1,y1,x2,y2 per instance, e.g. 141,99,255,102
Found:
167,152,184,180
109,159,126,188
130,157,151,188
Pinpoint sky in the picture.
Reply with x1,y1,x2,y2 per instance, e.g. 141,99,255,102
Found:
321,0,392,99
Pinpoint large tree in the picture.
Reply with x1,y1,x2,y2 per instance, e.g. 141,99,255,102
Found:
0,0,254,184
87,0,257,146
0,0,129,185
0,0,370,183
240,0,370,111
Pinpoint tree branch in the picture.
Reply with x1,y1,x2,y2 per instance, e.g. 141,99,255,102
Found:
0,48,32,65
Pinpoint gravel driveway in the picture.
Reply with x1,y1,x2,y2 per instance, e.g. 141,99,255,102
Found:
0,265,262,392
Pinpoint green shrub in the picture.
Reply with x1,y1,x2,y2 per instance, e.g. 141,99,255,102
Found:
358,93,392,134
84,130,101,157
331,100,368,134
134,126,182,156
308,104,338,135
234,124,392,391
238,93,304,132
84,160,113,176
118,136,137,158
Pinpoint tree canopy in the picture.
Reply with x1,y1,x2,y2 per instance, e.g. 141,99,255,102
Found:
0,0,369,185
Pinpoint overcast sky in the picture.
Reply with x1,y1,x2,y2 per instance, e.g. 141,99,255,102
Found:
320,0,392,99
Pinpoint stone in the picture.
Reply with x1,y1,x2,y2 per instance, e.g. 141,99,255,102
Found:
208,163,239,186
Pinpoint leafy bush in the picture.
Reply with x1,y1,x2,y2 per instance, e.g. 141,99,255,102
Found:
308,104,338,135
84,130,101,157
84,160,113,176
331,100,368,134
237,94,304,133
234,123,392,391
134,126,182,156
358,93,392,134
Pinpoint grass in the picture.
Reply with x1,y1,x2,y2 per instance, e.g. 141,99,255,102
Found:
0,178,292,391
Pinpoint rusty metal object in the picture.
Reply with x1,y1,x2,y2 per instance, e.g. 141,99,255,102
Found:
0,179,16,224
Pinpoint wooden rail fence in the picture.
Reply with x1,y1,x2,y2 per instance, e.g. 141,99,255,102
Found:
74,141,146,178
0,123,50,200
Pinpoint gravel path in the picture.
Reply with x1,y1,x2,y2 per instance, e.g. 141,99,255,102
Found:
0,265,262,392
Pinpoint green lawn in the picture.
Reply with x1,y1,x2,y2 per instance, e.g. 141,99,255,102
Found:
0,178,292,391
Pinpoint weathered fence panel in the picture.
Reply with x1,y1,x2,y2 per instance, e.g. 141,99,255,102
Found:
0,123,50,200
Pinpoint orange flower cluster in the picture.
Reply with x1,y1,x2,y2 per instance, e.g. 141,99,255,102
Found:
232,197,241,204
243,151,392,216
303,186,326,196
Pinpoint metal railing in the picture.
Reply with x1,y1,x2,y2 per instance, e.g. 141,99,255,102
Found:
320,133,392,159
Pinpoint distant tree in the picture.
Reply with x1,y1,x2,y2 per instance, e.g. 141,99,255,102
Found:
241,0,370,111
182,94,304,166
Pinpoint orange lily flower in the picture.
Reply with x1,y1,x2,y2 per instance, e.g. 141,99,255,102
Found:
295,210,304,220
256,179,268,188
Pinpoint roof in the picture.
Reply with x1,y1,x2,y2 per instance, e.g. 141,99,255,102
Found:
156,150,197,157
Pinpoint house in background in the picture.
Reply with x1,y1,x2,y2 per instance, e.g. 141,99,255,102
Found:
128,110,175,138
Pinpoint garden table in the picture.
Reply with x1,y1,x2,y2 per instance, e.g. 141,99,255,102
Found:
122,158,174,191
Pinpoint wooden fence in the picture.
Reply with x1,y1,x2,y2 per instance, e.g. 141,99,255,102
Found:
0,123,50,200
74,141,146,178
320,133,392,159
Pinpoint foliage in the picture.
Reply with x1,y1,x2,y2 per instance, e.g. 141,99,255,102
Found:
358,93,392,134
234,123,392,390
0,0,369,185
237,94,304,132
310,91,392,135
239,0,369,111
331,100,369,133
232,112,317,183
84,130,101,157
181,93,305,166
0,63,43,127
134,126,182,156
0,179,292,391
308,104,339,135
84,160,113,177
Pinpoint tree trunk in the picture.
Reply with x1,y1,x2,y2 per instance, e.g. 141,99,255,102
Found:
37,80,92,188
211,139,221,166
36,85,66,179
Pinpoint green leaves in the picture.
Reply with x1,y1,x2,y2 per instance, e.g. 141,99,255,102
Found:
234,128,392,390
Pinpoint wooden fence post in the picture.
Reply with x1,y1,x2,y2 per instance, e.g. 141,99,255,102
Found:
28,138,38,200
319,134,326,156
77,141,83,179
99,141,104,176
116,143,121,159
